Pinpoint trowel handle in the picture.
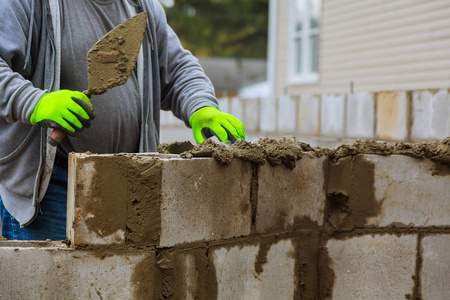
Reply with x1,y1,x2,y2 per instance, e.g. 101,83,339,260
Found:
47,129,66,147
47,90,92,147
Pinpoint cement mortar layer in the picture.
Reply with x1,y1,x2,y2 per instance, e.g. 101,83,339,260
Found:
158,137,450,168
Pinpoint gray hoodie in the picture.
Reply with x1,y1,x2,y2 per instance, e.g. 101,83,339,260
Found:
0,0,219,226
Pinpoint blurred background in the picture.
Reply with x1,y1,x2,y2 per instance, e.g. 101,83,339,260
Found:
159,0,450,147
161,0,268,97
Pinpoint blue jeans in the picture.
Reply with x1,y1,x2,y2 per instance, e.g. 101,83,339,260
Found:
0,164,68,240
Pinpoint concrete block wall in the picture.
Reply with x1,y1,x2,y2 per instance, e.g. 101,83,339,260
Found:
160,89,450,145
411,90,450,140
256,156,327,233
2,151,449,299
376,91,410,141
297,94,320,136
67,153,253,248
320,94,346,138
346,92,375,139
324,154,450,300
325,235,417,299
62,152,326,299
0,241,156,299
277,95,297,132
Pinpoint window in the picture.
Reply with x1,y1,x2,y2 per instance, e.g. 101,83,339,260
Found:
289,0,321,83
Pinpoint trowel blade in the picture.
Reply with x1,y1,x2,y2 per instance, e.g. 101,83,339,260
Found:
85,12,147,96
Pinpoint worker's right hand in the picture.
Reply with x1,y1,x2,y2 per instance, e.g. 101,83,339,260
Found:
189,106,245,144
30,90,95,137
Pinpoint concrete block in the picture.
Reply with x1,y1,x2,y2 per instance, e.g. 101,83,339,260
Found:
243,98,260,132
173,252,201,300
325,235,417,299
67,155,128,246
211,239,297,300
166,232,320,299
411,90,450,141
376,91,410,141
320,94,346,137
159,157,252,247
297,95,320,136
346,92,375,138
328,155,450,229
260,97,277,132
217,97,231,114
256,156,327,233
68,153,252,248
230,97,244,122
411,90,433,140
0,244,155,299
421,234,450,300
277,95,297,132
147,248,211,299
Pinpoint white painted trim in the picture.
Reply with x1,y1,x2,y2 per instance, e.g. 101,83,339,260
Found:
267,0,278,97
288,73,319,85
288,0,320,84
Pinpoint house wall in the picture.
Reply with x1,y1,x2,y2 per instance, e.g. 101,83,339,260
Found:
275,0,450,97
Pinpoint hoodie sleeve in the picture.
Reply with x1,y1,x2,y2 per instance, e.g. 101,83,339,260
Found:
154,0,219,127
0,0,47,124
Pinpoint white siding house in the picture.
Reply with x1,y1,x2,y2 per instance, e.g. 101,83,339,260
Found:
272,0,450,96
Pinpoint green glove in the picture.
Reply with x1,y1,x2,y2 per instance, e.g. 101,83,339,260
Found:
189,106,245,144
30,90,95,137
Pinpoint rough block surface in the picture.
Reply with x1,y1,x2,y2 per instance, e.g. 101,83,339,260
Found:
230,97,244,122
320,94,346,137
173,252,201,300
256,156,327,233
164,232,320,299
376,91,410,141
297,95,320,136
67,154,127,246
260,97,277,132
243,98,260,132
211,239,296,300
346,92,375,138
277,95,297,132
218,97,231,114
328,155,450,228
421,234,450,300
411,90,450,140
325,235,417,299
159,157,252,247
0,245,155,300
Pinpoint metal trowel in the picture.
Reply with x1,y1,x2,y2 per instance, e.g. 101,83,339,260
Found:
48,12,148,146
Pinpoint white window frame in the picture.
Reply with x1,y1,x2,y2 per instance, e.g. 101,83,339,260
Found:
288,0,321,85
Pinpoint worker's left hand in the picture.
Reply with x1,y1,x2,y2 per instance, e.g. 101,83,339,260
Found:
189,106,245,144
